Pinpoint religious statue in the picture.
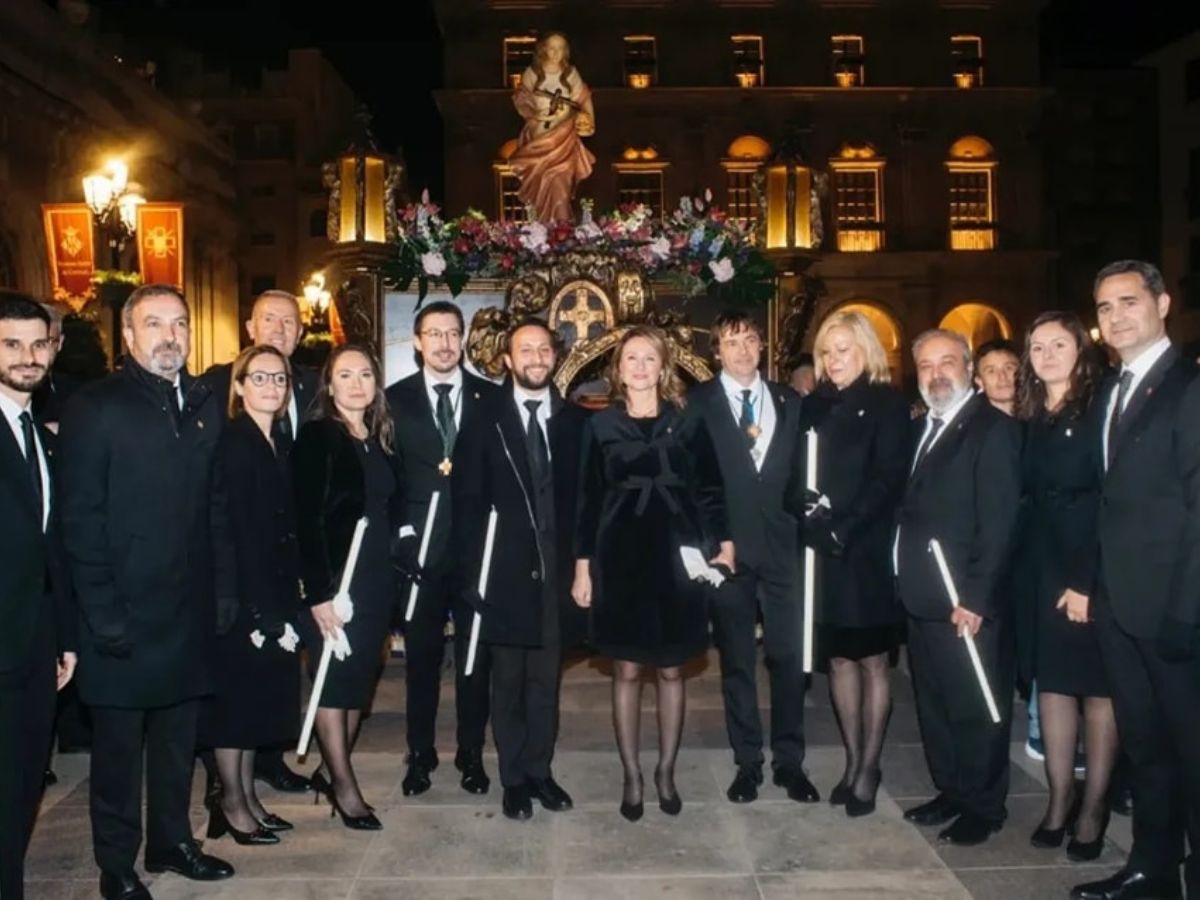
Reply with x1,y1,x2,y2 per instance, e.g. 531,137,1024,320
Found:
509,32,596,223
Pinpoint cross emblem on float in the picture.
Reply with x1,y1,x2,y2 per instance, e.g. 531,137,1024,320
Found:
549,279,615,350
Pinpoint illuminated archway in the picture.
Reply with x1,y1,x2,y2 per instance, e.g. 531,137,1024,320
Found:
939,302,1011,350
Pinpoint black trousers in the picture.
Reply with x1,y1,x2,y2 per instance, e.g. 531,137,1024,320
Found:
89,700,198,874
490,578,561,789
709,563,807,769
1095,593,1200,891
0,605,56,900
403,569,490,755
907,613,1014,823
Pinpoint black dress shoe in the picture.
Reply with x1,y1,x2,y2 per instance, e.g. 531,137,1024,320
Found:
254,761,311,793
456,747,491,795
904,794,959,826
1071,867,1181,900
829,781,853,806
402,748,438,797
527,776,573,811
938,813,1001,846
144,840,234,880
773,766,820,803
100,871,151,900
727,766,763,803
502,785,533,821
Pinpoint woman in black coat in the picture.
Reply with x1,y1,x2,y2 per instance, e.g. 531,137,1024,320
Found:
788,309,910,817
572,326,732,821
293,344,402,831
204,345,300,845
1015,312,1114,860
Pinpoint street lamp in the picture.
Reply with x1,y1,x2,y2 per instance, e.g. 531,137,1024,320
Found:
82,159,145,268
302,270,332,330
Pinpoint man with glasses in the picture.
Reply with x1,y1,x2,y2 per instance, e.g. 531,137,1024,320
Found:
386,301,499,796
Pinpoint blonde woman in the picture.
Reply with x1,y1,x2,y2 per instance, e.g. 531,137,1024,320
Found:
788,309,911,817
572,326,731,821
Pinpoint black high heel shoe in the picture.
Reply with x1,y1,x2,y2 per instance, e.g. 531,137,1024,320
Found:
1066,809,1110,862
620,774,644,822
310,771,330,806
255,812,294,832
1030,792,1082,849
654,767,682,816
312,775,383,831
829,781,854,806
206,805,280,845
845,769,881,818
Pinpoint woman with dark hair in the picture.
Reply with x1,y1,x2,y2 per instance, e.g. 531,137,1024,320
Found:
572,326,731,821
205,345,300,845
293,344,401,830
1015,312,1115,860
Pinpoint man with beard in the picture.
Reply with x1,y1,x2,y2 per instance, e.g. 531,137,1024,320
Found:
385,300,499,796
199,290,316,794
0,291,77,900
452,318,587,820
59,285,232,899
894,328,1021,846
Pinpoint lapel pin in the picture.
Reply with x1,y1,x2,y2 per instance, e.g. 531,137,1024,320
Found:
197,420,205,429
1065,428,1073,437
858,409,865,417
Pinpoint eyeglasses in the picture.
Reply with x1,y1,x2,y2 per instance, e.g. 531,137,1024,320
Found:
419,328,462,343
243,371,290,388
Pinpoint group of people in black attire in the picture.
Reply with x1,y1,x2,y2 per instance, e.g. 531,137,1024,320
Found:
2,255,1198,900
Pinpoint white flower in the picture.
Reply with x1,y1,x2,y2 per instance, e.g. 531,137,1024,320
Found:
704,188,713,203
575,222,603,242
709,258,735,283
519,221,549,252
421,251,447,276
649,236,672,259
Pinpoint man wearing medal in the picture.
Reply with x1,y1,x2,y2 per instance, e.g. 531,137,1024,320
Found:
687,311,815,804
385,301,500,797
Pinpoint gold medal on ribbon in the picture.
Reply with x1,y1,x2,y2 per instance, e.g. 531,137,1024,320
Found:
438,457,453,476
746,424,762,441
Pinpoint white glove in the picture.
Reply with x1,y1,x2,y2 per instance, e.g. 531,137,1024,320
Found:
331,626,353,662
278,623,300,653
332,592,355,625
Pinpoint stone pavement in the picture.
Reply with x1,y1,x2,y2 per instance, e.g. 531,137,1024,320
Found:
25,649,1130,899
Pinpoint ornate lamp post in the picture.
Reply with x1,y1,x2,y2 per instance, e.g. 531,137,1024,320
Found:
82,159,145,269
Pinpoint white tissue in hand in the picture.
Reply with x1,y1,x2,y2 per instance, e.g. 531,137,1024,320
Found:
805,493,832,517
277,623,300,653
398,524,416,538
331,627,353,662
249,629,266,649
679,546,726,588
332,592,355,624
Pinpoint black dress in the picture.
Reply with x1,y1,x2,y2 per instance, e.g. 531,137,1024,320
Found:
791,377,910,663
294,420,401,710
203,414,301,749
575,404,729,667
1017,398,1109,698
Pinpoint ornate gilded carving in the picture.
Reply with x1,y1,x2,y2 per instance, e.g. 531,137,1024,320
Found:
616,270,646,320
333,273,377,347
548,280,615,351
506,274,551,316
322,161,340,243
467,306,511,379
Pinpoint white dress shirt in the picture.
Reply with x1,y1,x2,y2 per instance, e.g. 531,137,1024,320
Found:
514,384,552,459
423,366,464,430
1103,335,1171,468
719,371,776,470
0,390,50,531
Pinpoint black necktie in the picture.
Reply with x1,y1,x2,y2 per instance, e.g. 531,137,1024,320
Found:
524,399,549,483
434,383,457,454
913,416,945,469
18,411,44,521
1107,370,1134,467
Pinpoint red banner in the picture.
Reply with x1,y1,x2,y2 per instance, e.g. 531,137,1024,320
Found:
136,203,185,288
41,204,96,311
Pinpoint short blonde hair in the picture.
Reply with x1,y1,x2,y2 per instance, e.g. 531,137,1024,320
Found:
812,309,891,384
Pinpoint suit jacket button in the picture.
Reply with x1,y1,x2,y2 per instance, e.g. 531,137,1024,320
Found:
532,570,540,581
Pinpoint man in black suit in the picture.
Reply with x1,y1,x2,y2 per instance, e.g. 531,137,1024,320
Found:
59,285,233,899
199,289,316,793
385,300,499,796
688,311,816,804
453,318,586,820
1073,260,1200,900
895,328,1021,846
0,291,77,900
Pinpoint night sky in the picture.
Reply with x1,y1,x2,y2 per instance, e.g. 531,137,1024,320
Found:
86,0,1199,201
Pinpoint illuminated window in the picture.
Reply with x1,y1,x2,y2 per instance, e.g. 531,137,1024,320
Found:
722,135,772,228
732,35,764,87
503,35,537,89
947,136,997,250
951,35,984,88
615,161,667,218
624,35,657,88
831,35,865,87
831,145,884,251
